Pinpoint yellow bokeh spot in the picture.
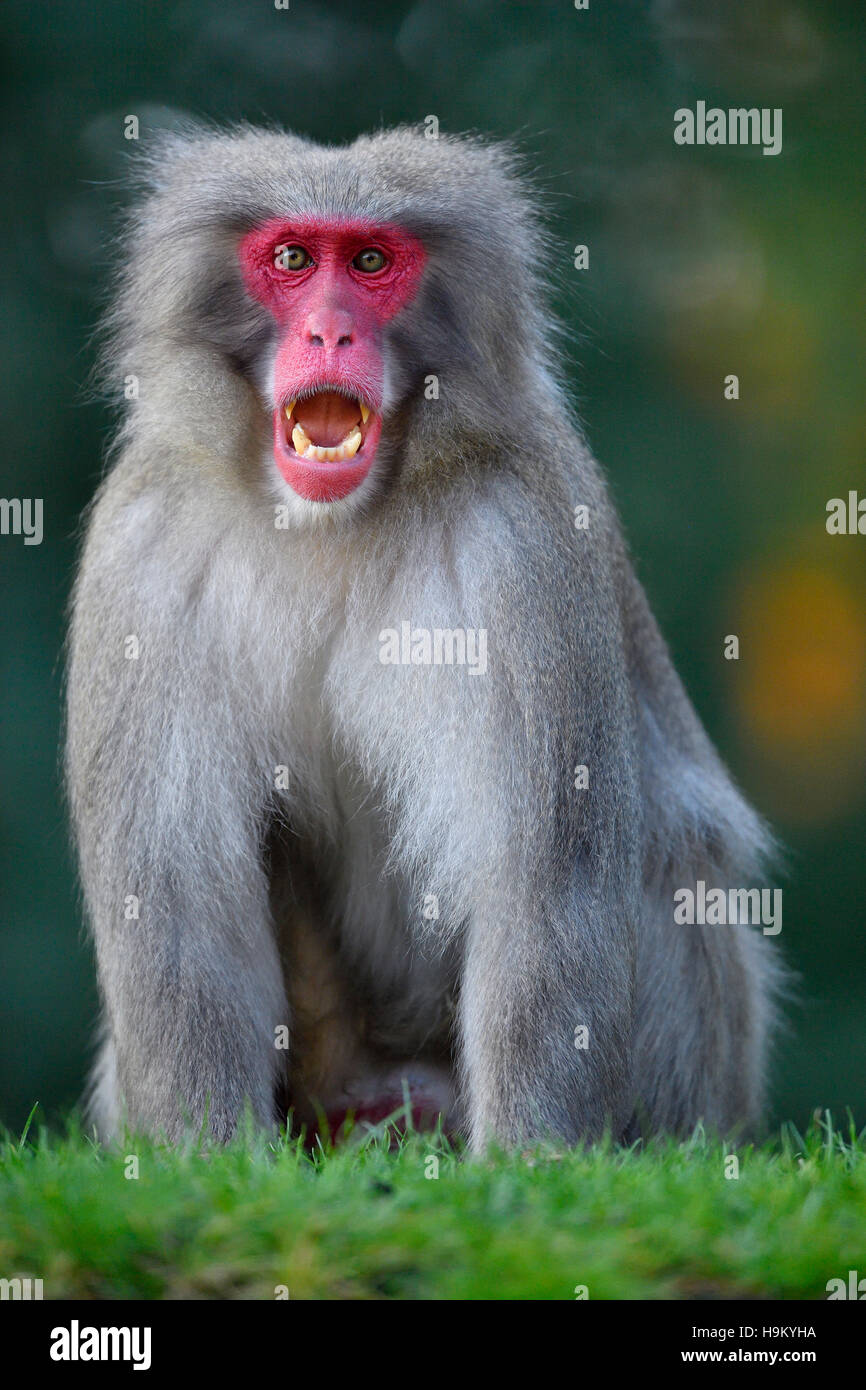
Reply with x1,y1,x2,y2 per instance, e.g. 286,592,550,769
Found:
738,564,865,751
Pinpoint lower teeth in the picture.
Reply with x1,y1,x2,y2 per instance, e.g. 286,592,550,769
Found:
291,423,363,462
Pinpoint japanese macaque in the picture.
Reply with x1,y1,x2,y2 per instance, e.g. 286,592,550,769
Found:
67,125,780,1149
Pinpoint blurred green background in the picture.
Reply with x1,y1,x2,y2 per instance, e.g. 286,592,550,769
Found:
1,0,864,1134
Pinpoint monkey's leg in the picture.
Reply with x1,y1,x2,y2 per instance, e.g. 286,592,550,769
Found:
458,882,636,1150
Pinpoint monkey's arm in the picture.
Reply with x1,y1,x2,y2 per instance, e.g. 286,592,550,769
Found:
466,475,642,1146
458,653,640,1146
67,485,286,1141
459,865,638,1149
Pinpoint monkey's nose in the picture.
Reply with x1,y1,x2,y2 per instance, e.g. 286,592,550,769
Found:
304,309,354,349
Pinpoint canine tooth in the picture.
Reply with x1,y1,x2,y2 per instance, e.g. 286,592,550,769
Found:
285,399,297,419
359,402,370,424
291,424,311,455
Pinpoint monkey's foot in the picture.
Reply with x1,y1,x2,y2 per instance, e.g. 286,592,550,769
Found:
311,1063,457,1146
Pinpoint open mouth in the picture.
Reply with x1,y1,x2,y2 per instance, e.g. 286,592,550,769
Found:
273,388,382,502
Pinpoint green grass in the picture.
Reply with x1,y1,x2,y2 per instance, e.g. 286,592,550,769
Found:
0,1109,864,1299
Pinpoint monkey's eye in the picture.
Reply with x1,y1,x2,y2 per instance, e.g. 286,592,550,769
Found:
274,244,314,272
352,248,387,274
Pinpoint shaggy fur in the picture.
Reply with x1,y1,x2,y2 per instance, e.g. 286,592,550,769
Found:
67,125,782,1147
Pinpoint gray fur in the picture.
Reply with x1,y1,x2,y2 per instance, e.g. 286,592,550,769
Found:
67,124,781,1148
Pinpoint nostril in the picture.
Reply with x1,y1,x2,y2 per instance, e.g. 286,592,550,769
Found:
304,311,355,349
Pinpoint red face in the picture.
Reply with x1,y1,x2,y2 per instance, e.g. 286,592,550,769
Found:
238,217,426,502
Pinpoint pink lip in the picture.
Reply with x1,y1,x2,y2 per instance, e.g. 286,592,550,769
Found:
272,406,382,503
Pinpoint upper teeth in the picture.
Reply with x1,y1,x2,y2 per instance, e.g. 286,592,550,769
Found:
291,422,363,462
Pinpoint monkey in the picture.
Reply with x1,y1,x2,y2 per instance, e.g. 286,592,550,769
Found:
66,124,782,1151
